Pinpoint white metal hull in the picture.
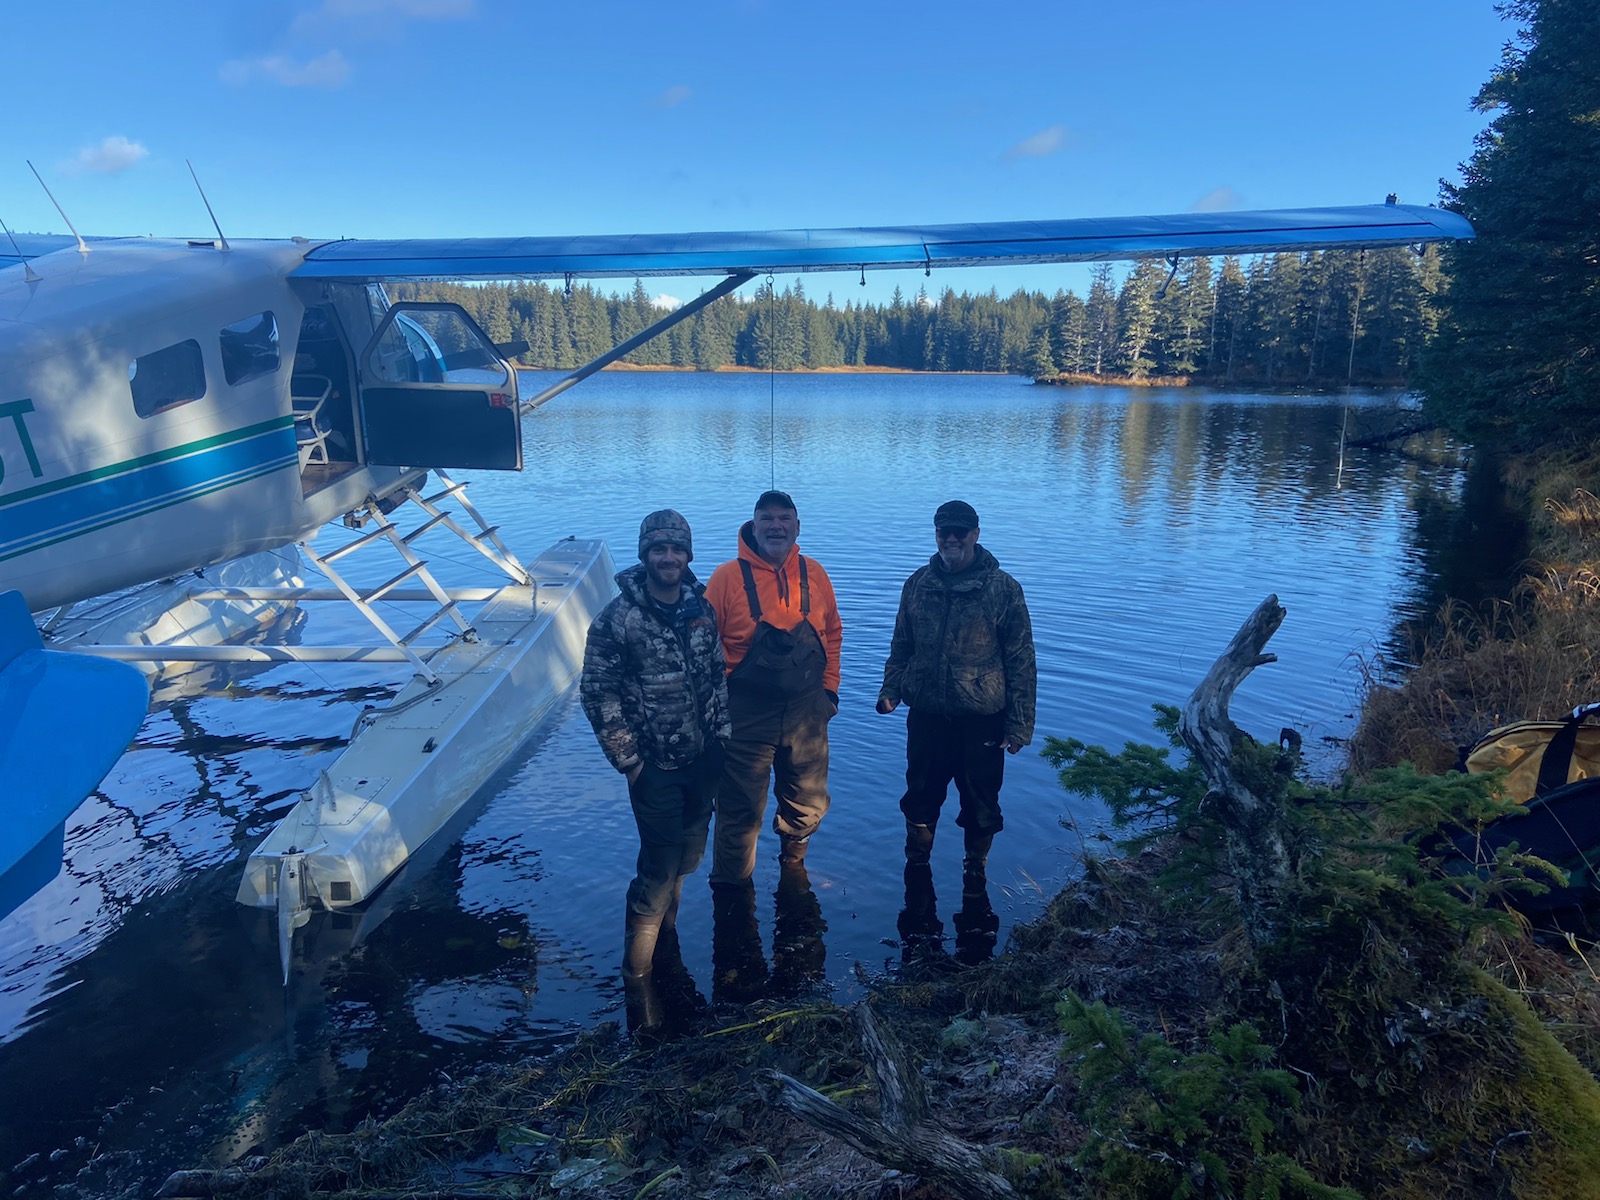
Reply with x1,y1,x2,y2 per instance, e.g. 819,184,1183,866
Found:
43,547,305,681
236,537,614,918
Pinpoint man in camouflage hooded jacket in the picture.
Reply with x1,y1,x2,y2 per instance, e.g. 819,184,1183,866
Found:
581,509,730,1029
876,500,1036,882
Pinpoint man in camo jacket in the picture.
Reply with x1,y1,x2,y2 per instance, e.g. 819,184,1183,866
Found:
581,509,730,1030
876,499,1036,884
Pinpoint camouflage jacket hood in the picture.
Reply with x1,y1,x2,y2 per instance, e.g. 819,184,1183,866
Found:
580,563,731,773
878,545,1037,745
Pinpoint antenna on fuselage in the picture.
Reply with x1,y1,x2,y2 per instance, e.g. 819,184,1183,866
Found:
25,161,89,255
186,160,230,251
0,213,42,283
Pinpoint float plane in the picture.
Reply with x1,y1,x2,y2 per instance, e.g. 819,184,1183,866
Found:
0,199,1473,977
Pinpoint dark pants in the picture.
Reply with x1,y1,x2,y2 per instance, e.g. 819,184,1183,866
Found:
898,708,1007,835
711,683,832,884
626,745,722,920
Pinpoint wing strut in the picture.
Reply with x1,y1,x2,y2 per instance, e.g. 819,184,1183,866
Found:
520,271,754,414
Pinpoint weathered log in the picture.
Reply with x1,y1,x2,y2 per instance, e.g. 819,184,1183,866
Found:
1178,594,1293,949
155,1169,250,1198
767,1003,1018,1199
850,998,928,1129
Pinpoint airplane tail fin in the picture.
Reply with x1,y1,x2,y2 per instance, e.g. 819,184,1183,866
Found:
0,590,148,920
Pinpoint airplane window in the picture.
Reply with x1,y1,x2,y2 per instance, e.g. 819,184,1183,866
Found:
364,306,509,388
219,311,281,386
398,309,508,386
130,340,207,418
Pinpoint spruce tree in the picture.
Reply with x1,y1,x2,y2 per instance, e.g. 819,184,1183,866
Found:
1211,256,1249,382
1085,263,1117,376
1117,260,1164,378
1421,0,1600,447
1030,327,1057,378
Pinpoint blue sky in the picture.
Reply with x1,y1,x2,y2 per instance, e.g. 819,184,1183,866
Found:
3,0,1511,305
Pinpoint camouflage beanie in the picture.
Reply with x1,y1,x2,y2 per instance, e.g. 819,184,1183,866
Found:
638,509,693,562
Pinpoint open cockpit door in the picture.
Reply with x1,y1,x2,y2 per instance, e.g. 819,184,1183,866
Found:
358,302,522,470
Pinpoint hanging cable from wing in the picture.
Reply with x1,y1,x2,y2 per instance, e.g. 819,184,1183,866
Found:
767,272,776,489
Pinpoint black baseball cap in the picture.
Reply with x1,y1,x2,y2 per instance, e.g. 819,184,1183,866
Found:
755,489,797,514
934,500,979,529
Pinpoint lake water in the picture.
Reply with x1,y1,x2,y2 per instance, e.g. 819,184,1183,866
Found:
0,371,1474,1197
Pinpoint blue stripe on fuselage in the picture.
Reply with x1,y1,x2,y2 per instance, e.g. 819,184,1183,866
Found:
0,425,299,563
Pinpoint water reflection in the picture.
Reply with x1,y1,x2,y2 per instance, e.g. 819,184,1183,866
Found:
770,864,828,998
710,863,830,1005
896,865,998,969
711,883,767,1005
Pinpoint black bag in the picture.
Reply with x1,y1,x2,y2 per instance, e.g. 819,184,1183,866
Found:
727,557,826,698
1438,778,1600,916
1436,703,1600,922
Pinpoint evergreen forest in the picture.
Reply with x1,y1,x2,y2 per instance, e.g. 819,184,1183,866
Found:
391,243,1442,389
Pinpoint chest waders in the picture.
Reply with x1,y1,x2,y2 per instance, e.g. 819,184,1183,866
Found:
711,556,833,885
727,556,827,697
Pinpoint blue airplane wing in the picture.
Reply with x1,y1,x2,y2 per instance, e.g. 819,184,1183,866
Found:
290,204,1473,282
0,233,81,268
0,590,148,919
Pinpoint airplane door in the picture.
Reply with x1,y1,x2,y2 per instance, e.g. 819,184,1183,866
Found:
357,303,522,470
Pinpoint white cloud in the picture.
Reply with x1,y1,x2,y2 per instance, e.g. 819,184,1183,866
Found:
220,49,352,89
652,85,692,109
69,136,149,175
1003,125,1069,160
1191,187,1245,213
654,294,682,310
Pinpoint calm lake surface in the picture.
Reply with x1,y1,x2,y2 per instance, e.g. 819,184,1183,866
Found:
1,371,1477,1196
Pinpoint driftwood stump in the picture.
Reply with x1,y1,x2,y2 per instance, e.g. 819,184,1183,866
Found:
768,1003,1018,1199
1178,594,1294,949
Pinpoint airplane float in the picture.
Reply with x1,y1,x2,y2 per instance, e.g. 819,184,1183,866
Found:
0,196,1473,978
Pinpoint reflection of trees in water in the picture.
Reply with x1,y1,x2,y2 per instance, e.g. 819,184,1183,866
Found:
1047,391,1421,525
1384,451,1530,665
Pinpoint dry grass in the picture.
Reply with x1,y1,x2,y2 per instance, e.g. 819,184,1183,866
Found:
1349,457,1600,778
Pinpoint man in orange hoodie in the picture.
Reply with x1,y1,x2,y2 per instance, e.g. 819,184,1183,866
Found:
705,490,843,884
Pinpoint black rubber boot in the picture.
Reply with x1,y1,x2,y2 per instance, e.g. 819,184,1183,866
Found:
904,821,936,868
623,971,666,1036
897,862,947,966
962,831,994,884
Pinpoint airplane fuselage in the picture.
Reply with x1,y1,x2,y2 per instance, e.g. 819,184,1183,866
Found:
0,239,518,612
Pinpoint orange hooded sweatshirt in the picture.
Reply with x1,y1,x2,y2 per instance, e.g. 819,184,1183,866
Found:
705,523,843,695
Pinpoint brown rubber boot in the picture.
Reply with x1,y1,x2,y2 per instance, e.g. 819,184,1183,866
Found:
656,876,685,964
622,908,665,1034
777,834,811,867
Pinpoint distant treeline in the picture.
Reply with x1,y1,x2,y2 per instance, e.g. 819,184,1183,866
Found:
392,245,1440,387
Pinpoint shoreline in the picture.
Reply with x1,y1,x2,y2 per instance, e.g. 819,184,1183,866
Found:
515,362,1006,375
515,362,1415,391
